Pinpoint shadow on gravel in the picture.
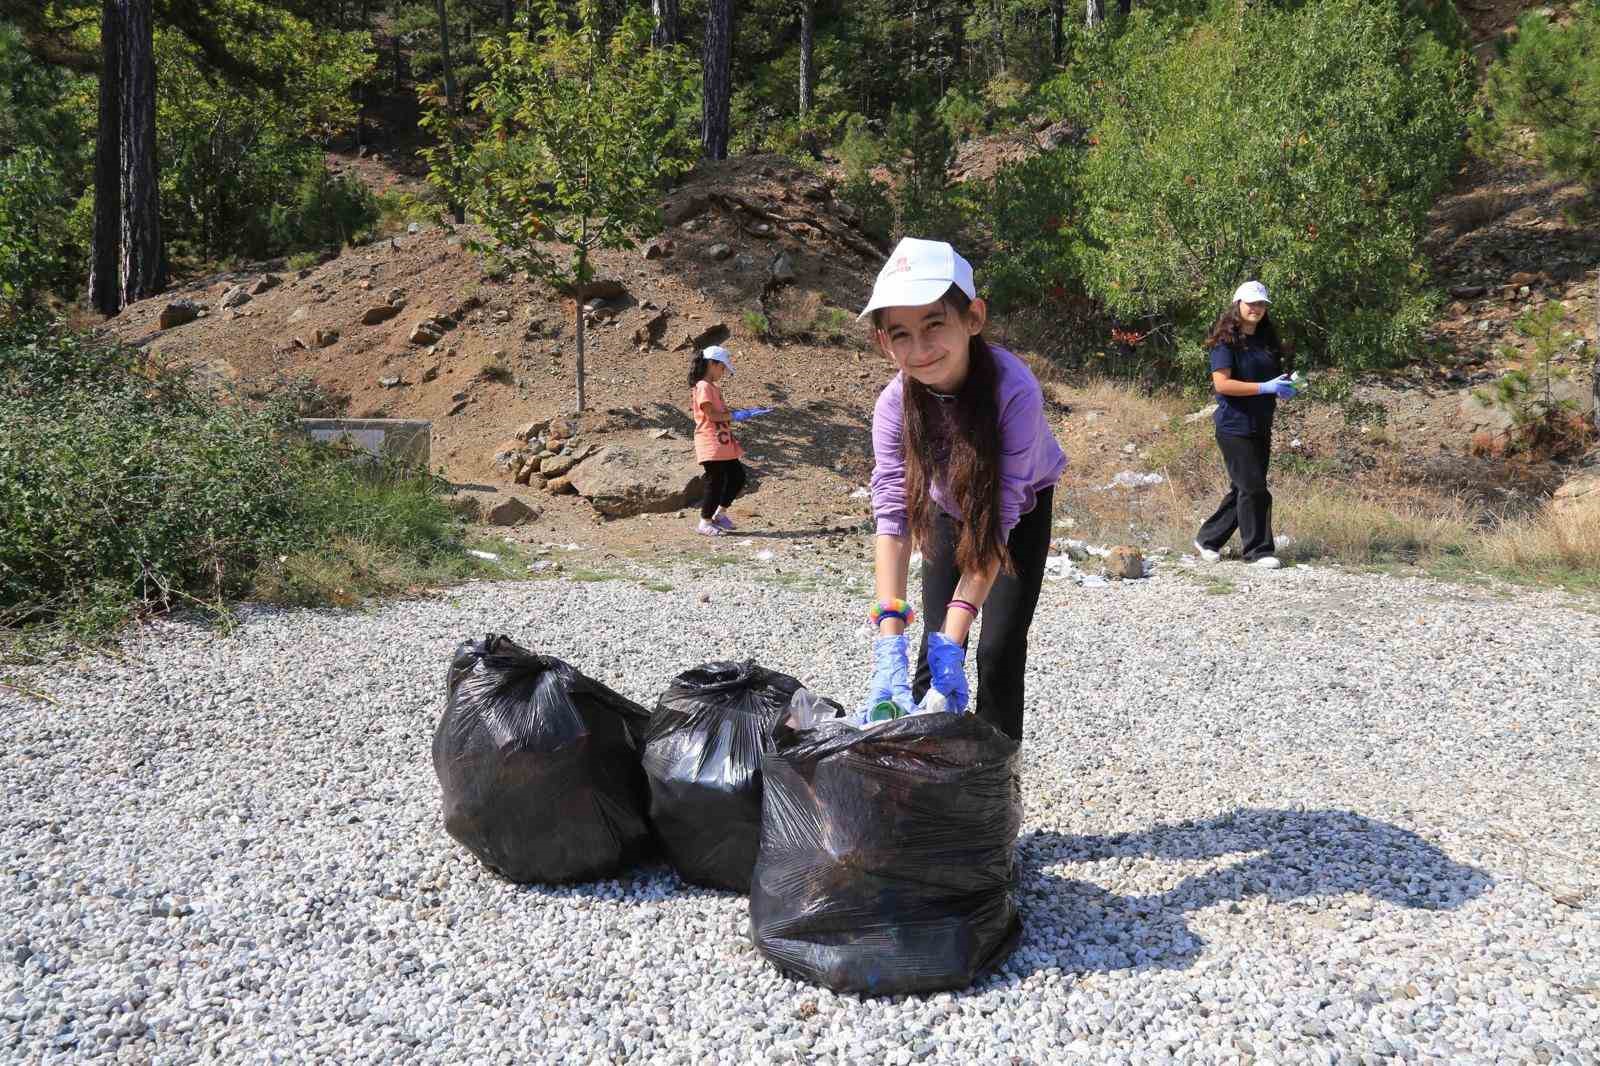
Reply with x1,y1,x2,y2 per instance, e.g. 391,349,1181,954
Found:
1005,807,1493,981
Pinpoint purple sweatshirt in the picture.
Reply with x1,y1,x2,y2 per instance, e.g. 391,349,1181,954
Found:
871,344,1066,539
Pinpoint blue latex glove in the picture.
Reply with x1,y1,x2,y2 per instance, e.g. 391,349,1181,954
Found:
1257,375,1297,400
731,406,773,422
869,634,913,710
925,631,970,713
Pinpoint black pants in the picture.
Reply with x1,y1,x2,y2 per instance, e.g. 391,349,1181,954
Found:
1196,432,1274,561
913,487,1053,744
699,459,746,520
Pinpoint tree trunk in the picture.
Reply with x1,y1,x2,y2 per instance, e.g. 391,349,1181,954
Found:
1050,0,1063,63
1118,0,1132,14
392,35,402,91
434,0,457,112
990,0,1004,73
701,0,731,160
798,0,814,114
1086,0,1104,28
118,0,164,306
652,0,678,47
502,0,513,30
89,0,122,314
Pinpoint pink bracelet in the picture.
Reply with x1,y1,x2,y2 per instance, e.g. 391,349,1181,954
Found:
947,598,979,617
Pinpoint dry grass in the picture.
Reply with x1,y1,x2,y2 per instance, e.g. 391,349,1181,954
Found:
1051,376,1600,592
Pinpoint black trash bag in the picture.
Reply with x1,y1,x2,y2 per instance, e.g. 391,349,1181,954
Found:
433,635,652,884
750,707,1023,996
642,660,805,891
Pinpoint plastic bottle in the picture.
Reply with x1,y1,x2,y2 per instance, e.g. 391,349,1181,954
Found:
914,689,949,716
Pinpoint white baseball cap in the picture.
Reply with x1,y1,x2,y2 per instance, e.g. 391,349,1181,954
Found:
1232,280,1271,305
857,238,977,321
702,344,733,375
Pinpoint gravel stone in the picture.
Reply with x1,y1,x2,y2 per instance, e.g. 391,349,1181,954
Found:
1,561,1597,1064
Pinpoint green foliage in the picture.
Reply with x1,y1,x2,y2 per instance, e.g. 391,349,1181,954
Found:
1073,0,1473,375
153,13,373,263
980,148,1083,313
741,310,771,337
427,0,696,286
935,87,985,141
0,314,462,640
270,168,382,251
0,147,76,307
1474,7,1600,188
1473,302,1586,452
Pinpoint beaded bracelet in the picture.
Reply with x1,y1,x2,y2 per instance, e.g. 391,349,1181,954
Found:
947,598,980,617
869,598,917,627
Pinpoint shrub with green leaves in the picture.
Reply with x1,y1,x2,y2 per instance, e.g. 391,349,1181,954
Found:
1474,7,1600,189
0,316,460,639
0,147,76,308
1073,0,1473,374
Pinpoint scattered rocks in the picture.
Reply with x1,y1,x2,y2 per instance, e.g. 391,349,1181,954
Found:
157,300,202,329
705,243,733,262
546,475,576,495
250,274,282,295
447,399,469,416
378,376,403,389
643,237,675,260
421,364,440,384
662,193,710,226
220,285,252,309
633,309,671,349
361,304,401,326
769,251,796,285
312,328,340,349
287,306,310,325
675,321,730,351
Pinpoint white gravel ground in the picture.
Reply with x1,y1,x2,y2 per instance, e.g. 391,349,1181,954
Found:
3,557,1598,1065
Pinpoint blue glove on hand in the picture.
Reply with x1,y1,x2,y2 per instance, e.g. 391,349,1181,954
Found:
731,407,772,422
1258,375,1297,400
925,631,970,713
869,634,913,710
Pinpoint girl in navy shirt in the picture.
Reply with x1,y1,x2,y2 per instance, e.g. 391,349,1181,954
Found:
1194,281,1297,569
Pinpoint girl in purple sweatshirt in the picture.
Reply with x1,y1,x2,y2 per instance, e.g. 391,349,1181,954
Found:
860,238,1066,742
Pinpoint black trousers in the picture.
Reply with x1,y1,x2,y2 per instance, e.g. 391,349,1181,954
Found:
1196,432,1274,561
699,459,746,519
913,487,1053,744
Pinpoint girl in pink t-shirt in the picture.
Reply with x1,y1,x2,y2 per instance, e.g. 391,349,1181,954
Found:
688,345,746,536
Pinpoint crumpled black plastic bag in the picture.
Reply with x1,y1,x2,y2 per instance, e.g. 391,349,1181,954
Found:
642,661,804,891
750,706,1023,995
433,635,652,884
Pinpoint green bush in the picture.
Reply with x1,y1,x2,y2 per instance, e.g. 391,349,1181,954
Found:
270,167,381,251
0,316,462,641
0,147,75,308
1072,0,1473,374
981,148,1084,313
1474,7,1600,188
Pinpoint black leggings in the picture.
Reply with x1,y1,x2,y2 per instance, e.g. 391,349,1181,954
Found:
699,459,747,520
913,487,1054,743
1196,432,1274,561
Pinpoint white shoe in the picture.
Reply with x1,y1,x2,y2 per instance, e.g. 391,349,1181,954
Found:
1249,556,1282,570
1193,540,1221,563
695,519,725,536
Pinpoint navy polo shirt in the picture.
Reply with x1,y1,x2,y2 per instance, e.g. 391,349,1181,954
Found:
1210,339,1281,438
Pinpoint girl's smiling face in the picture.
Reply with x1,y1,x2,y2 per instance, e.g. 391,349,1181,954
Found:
706,360,727,383
875,296,988,393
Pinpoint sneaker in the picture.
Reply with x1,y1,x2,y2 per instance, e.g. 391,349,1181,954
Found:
1193,540,1221,563
695,519,725,536
1249,555,1282,570
712,513,735,531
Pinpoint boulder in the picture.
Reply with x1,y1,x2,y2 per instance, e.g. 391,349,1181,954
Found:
566,445,705,517
1103,546,1145,580
361,304,401,326
643,237,675,260
421,364,440,383
770,251,796,285
516,419,551,442
546,475,576,495
220,284,252,308
633,309,671,349
674,321,730,351
488,438,530,476
157,299,202,329
539,447,591,479
1551,473,1600,515
662,194,710,226
486,496,540,526
251,274,282,295
409,320,446,345
313,328,340,349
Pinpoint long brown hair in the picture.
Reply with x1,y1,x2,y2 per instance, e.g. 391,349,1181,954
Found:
1204,300,1282,352
875,285,1012,578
